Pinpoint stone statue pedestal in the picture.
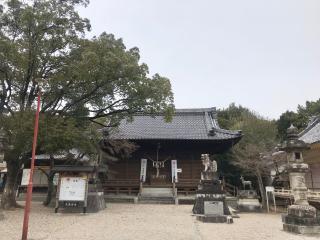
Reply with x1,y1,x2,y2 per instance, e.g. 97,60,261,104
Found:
193,172,232,223
282,205,320,234
86,183,106,213
201,171,216,181
237,190,262,212
282,167,320,234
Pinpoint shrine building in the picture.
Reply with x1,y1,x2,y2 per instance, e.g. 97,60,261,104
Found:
299,116,320,189
103,108,242,196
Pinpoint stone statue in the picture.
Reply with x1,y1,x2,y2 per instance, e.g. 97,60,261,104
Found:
201,154,217,172
193,154,233,223
240,175,252,190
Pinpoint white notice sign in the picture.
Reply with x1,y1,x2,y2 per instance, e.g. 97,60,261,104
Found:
59,177,86,201
265,186,275,192
140,159,147,182
21,169,31,186
53,173,59,186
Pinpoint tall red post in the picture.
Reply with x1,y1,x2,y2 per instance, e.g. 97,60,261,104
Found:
21,92,41,240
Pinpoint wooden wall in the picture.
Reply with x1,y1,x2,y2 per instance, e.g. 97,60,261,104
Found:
108,147,204,182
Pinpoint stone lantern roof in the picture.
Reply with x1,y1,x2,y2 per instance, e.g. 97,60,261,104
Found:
279,125,310,152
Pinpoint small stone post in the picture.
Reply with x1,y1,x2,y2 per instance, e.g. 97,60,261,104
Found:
280,125,320,234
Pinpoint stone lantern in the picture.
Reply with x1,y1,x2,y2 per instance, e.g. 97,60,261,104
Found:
280,125,320,234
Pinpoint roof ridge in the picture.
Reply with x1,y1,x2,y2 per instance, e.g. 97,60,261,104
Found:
175,107,216,113
132,107,217,116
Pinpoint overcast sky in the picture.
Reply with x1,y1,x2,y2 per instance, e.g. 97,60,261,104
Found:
79,0,320,119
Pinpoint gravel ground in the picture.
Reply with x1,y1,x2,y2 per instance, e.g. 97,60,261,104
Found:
0,202,319,240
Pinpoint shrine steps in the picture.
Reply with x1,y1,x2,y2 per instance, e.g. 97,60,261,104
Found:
138,196,175,204
138,187,175,204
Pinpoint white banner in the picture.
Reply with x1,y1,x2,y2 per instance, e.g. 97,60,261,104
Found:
140,159,147,182
171,160,178,183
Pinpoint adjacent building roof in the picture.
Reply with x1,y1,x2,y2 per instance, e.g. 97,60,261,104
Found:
299,116,320,144
108,108,242,141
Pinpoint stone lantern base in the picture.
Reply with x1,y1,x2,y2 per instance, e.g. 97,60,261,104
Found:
282,204,320,234
192,178,232,223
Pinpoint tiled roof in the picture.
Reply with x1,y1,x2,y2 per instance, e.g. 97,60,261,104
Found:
108,108,242,141
299,116,320,144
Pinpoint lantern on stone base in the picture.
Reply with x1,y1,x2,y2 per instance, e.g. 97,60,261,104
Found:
280,125,320,234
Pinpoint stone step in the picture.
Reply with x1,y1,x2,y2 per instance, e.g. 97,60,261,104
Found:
138,196,175,204
140,187,174,197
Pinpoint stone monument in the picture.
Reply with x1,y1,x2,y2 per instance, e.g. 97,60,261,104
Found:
237,176,261,212
237,189,262,212
193,154,232,223
280,125,320,234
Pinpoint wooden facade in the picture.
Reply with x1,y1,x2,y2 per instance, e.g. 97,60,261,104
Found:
299,117,320,189
304,143,320,189
104,108,242,195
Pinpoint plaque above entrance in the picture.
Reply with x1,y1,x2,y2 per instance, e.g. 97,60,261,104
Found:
150,174,167,185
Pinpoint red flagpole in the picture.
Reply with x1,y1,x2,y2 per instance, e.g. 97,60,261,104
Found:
21,91,41,240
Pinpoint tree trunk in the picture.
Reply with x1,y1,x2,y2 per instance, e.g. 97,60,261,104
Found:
43,172,55,206
43,156,55,206
1,160,21,209
255,168,267,210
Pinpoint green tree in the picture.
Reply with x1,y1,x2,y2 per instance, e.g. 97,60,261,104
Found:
0,0,174,209
218,104,277,209
277,99,320,140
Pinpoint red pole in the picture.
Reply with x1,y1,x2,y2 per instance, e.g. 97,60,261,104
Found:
21,92,41,240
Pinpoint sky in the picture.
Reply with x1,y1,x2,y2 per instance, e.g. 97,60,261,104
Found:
79,0,320,119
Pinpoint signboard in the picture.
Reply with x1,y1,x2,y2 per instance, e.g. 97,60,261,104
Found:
58,177,87,201
140,159,147,182
265,186,275,193
21,168,49,186
21,169,31,186
171,160,178,183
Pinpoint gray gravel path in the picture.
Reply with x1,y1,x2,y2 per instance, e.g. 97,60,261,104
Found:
0,202,318,240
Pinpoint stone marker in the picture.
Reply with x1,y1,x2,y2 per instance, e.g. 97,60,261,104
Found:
204,201,224,215
237,190,262,212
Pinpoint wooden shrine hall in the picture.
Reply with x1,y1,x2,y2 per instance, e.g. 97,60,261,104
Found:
103,108,242,198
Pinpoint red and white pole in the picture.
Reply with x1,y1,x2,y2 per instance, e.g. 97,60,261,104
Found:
21,91,41,240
